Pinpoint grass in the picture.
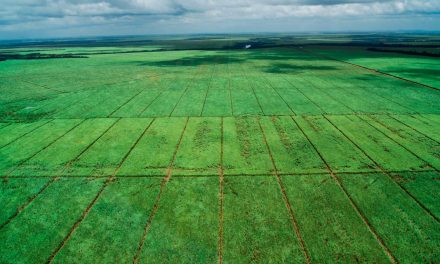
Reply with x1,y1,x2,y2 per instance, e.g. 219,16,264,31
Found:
0,34,439,263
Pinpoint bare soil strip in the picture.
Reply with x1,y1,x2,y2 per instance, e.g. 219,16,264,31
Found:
291,116,398,264
324,115,439,223
133,117,189,264
46,118,155,263
258,118,311,263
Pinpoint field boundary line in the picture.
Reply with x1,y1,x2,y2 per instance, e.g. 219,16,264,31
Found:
47,118,156,263
386,114,440,144
358,115,437,170
281,76,326,113
137,90,167,117
4,119,86,177
46,89,112,119
0,177,56,230
301,48,440,92
217,117,224,264
32,72,170,116
330,69,420,114
324,115,439,223
16,77,66,94
414,114,440,125
291,116,398,263
227,55,234,116
2,168,438,180
5,112,439,121
107,88,147,117
247,59,297,115
110,73,172,117
2,72,169,116
133,117,189,263
0,119,53,150
1,119,120,231
200,64,217,116
0,123,13,131
257,118,311,263
239,63,265,115
295,73,358,114
169,65,206,117
316,70,418,114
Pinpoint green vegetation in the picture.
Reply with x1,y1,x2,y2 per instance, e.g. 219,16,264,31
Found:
0,34,439,263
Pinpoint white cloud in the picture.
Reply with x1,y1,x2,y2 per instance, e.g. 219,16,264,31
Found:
0,0,439,39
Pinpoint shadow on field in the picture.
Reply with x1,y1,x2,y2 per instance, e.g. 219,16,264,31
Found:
138,55,245,67
394,68,440,77
136,49,321,67
263,63,338,74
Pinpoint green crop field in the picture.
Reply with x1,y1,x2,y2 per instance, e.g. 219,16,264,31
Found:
0,34,439,263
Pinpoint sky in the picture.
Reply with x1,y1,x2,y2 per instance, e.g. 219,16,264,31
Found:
0,0,439,40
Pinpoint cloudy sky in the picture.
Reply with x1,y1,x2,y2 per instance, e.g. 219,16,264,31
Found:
0,0,439,40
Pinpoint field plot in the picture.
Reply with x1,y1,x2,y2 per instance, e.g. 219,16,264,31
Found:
0,35,439,263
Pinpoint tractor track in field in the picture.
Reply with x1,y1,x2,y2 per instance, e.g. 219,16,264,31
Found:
257,118,311,264
291,115,398,264
46,118,156,263
1,119,120,231
386,114,440,144
324,115,440,224
0,119,53,149
217,117,225,264
300,48,440,92
133,117,189,264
